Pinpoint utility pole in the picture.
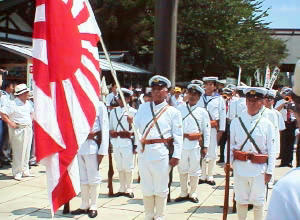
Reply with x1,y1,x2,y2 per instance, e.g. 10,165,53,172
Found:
153,0,178,86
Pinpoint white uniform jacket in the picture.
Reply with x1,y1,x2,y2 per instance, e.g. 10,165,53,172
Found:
134,101,183,160
197,94,226,131
78,101,109,155
110,106,137,148
177,103,211,149
227,97,247,120
230,109,276,177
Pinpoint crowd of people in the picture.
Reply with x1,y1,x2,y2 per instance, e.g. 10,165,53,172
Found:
0,68,300,219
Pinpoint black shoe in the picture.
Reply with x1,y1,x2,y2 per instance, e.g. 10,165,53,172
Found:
124,192,134,198
114,192,124,197
29,161,38,166
217,159,224,163
248,204,253,211
189,197,199,203
70,208,88,215
287,163,293,168
198,179,206,184
279,163,289,167
174,196,189,202
88,210,98,218
206,180,216,186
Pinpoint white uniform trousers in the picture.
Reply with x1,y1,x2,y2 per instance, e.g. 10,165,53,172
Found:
114,147,134,193
9,125,32,177
201,128,217,181
207,128,218,159
78,154,101,211
114,146,134,172
138,157,169,197
78,154,101,185
178,148,201,176
234,174,266,206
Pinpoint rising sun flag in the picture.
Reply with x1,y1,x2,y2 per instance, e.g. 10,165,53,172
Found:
32,0,102,214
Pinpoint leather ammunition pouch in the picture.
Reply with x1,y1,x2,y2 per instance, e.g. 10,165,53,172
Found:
87,131,102,147
210,120,219,129
233,150,268,164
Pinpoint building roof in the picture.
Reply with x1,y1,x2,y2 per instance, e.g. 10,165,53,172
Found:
0,41,151,74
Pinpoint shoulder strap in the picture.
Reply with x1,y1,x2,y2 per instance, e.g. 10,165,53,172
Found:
142,103,168,134
114,108,126,131
150,102,165,139
142,103,169,140
238,116,263,154
186,103,201,132
182,102,197,120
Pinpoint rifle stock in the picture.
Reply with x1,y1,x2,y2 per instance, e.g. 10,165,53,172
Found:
223,130,231,220
108,144,114,196
167,167,173,202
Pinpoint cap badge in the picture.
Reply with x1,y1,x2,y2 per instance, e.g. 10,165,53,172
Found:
250,90,256,95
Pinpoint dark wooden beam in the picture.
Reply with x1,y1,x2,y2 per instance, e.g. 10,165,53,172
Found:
0,27,32,37
0,0,31,13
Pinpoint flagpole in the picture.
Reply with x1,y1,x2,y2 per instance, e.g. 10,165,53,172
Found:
99,37,139,136
237,66,242,86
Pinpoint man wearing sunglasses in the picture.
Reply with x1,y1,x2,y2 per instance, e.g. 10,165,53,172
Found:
225,87,276,220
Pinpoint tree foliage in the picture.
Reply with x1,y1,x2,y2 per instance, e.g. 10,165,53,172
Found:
91,0,287,82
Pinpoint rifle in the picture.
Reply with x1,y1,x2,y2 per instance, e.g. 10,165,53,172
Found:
168,167,173,202
62,202,70,214
223,130,231,220
167,143,174,202
108,144,114,196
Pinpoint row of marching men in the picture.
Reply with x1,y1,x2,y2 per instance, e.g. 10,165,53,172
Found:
72,74,282,220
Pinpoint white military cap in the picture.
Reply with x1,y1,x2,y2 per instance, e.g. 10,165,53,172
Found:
202,76,218,82
217,79,227,85
149,75,171,88
244,87,268,98
267,89,277,98
226,84,237,90
222,88,233,94
14,83,30,96
236,85,249,91
187,83,205,95
191,79,204,86
120,88,133,96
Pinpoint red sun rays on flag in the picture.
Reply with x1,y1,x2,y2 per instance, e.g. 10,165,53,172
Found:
33,0,102,213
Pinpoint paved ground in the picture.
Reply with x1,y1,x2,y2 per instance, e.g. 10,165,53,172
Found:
0,154,293,220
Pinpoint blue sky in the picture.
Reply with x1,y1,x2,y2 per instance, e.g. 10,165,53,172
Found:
261,0,300,28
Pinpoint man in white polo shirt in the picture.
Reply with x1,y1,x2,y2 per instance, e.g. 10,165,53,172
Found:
0,84,33,181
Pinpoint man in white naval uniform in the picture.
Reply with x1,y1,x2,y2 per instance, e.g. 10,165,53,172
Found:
0,84,33,181
71,100,109,218
110,88,137,198
175,84,211,203
264,90,286,188
227,86,248,120
134,75,183,220
198,77,226,185
225,87,276,220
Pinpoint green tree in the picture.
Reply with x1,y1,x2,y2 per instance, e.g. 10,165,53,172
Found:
91,0,287,82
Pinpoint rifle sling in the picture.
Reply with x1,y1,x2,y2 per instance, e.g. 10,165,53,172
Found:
142,103,169,134
114,108,126,131
238,110,265,153
186,103,201,133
